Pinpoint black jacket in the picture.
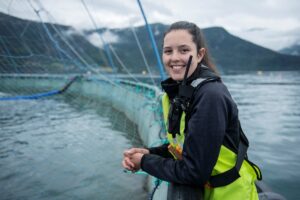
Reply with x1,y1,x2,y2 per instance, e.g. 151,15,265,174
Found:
141,65,240,186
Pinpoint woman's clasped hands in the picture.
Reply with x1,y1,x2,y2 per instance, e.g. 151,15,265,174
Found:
122,148,149,172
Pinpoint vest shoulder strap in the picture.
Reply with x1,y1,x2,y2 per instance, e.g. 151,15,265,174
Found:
209,121,248,187
208,121,262,187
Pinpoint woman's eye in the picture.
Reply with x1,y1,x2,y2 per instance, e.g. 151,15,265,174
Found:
164,50,172,54
181,49,189,53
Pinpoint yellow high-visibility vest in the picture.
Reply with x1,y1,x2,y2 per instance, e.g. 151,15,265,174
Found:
162,93,261,200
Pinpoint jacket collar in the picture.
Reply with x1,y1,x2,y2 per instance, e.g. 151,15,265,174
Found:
161,64,201,99
161,64,219,99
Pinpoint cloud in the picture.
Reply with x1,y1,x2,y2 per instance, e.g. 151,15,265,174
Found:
87,30,119,48
232,26,300,50
1,0,299,51
246,28,267,32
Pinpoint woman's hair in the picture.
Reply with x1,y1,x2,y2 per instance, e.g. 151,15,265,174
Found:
163,21,218,73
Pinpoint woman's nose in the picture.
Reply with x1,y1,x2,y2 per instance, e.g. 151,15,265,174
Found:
170,51,180,61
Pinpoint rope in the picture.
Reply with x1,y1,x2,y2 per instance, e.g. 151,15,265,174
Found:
80,0,116,72
136,0,166,80
148,179,162,200
26,0,121,87
108,44,142,83
130,26,156,86
0,76,79,101
0,36,19,73
27,0,79,71
123,169,163,200
0,90,60,100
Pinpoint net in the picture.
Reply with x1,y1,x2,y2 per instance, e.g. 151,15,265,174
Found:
0,1,167,199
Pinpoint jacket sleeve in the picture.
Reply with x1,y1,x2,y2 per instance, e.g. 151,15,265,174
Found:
148,143,173,158
141,82,232,186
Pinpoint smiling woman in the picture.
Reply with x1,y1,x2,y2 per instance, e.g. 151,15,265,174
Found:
162,29,203,80
162,23,217,80
122,21,262,200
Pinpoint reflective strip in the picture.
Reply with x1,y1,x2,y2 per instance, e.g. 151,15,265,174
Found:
191,78,206,88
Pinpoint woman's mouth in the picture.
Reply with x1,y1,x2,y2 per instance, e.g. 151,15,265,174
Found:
170,65,186,73
171,65,185,69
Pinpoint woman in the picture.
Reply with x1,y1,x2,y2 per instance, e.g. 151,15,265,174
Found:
122,21,261,200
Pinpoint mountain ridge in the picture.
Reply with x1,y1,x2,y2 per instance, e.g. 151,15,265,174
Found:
0,12,299,74
280,44,300,56
87,23,300,72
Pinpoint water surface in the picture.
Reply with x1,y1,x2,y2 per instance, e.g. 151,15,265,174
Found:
223,71,300,200
1,71,300,200
0,94,147,200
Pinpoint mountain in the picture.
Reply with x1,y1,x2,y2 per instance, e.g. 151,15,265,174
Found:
203,27,300,71
87,24,300,73
1,12,300,74
279,44,300,56
0,12,107,73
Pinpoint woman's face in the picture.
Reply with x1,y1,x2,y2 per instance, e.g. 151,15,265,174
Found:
162,30,205,81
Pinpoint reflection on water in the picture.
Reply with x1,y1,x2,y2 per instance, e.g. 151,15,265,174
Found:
1,71,300,200
0,94,146,200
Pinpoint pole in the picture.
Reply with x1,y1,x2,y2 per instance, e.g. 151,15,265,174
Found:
136,0,166,80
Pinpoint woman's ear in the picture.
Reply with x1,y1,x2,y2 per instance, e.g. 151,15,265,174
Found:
197,48,206,62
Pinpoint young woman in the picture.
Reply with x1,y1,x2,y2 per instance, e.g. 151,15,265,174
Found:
122,21,261,200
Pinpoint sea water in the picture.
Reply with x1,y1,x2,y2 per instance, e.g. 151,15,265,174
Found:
0,94,147,200
223,71,300,200
1,71,300,200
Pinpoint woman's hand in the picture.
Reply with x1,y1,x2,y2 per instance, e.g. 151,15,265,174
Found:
122,156,135,171
130,153,144,171
122,148,149,171
124,148,149,156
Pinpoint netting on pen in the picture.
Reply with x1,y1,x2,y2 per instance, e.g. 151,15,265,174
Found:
0,1,167,199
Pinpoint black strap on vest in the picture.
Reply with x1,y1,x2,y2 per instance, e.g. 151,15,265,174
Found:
168,56,193,138
167,62,221,138
209,120,262,187
208,121,249,187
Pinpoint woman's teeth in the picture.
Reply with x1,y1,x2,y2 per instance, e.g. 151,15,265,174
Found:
172,65,184,69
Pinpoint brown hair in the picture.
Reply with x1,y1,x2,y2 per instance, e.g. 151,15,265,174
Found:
163,21,218,73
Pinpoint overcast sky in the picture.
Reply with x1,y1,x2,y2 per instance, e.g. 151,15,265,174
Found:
1,0,300,51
